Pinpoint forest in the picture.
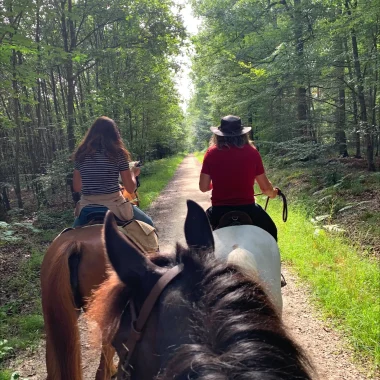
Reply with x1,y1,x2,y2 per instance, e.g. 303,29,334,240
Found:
1,0,379,219
0,0,188,217
188,0,379,171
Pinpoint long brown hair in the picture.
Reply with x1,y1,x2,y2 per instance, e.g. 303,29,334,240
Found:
72,116,131,162
210,132,253,149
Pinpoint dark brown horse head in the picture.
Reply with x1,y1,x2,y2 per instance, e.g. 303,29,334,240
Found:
89,200,313,380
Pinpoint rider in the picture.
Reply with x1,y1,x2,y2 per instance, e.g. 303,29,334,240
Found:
199,115,278,240
72,116,153,227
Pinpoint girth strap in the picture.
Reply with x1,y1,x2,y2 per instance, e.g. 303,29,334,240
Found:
121,264,184,374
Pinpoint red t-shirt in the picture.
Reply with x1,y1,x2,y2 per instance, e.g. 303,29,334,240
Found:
201,144,265,206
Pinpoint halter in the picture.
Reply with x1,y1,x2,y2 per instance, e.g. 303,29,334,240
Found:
118,264,184,378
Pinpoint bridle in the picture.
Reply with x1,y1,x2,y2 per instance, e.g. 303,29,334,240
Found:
117,264,184,379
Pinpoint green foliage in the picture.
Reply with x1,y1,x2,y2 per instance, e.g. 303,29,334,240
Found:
0,370,13,380
0,222,41,243
34,209,73,230
0,341,12,361
0,0,188,214
264,138,331,166
189,0,380,169
193,151,205,163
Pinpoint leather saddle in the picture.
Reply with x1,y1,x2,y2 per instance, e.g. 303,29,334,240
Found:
216,211,253,230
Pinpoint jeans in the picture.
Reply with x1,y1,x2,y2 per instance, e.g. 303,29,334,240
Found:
72,205,154,227
206,203,277,241
133,205,154,226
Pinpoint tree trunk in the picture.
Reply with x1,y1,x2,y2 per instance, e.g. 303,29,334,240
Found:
12,50,23,209
334,37,348,157
57,65,67,117
344,38,361,157
351,32,374,170
345,0,375,170
67,62,75,151
293,0,309,139
61,0,77,151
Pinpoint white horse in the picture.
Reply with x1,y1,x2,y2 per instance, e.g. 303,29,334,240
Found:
213,225,283,314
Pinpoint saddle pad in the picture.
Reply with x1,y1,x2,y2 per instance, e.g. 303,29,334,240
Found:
118,220,159,253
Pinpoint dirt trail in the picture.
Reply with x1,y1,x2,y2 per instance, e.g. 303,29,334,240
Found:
14,155,369,379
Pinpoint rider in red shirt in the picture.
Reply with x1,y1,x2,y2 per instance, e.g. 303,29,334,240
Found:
199,115,278,240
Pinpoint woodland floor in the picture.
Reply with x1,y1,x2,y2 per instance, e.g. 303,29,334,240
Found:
2,155,377,379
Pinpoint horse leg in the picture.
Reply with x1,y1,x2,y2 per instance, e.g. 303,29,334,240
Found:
95,344,117,380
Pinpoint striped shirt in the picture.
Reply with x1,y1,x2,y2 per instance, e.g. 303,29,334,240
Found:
74,149,129,195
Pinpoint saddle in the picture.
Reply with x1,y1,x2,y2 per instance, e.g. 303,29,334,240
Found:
74,205,159,253
216,211,253,230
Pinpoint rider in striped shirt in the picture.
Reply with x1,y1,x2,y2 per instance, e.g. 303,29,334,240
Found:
72,116,153,226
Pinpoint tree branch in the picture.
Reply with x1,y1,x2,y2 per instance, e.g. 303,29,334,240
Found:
74,60,97,77
76,17,126,47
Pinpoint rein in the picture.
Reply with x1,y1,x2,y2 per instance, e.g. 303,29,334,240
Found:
254,188,288,222
119,264,184,377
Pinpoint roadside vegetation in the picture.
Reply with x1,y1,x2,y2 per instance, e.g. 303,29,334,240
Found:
0,155,185,377
194,151,380,373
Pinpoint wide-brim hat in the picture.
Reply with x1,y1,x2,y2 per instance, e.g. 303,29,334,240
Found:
210,115,251,136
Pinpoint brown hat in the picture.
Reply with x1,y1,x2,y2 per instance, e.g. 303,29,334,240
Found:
210,115,252,136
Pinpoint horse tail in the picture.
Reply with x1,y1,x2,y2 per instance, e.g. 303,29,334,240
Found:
41,239,83,380
227,247,283,314
227,247,258,280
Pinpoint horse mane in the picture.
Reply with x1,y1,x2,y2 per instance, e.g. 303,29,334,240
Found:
88,247,314,379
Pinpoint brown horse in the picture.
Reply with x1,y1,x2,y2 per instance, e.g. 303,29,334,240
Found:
41,225,117,380
40,188,139,380
87,201,314,380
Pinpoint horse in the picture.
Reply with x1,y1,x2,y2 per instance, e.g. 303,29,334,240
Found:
40,225,116,380
40,184,142,380
87,200,314,379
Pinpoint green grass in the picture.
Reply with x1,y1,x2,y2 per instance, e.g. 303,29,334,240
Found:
138,154,186,210
193,151,205,163
259,196,380,371
0,369,13,380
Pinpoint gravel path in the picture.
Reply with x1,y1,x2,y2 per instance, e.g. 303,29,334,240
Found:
13,155,370,379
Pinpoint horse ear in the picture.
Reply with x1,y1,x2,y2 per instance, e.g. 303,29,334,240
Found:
184,200,214,253
103,211,159,285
